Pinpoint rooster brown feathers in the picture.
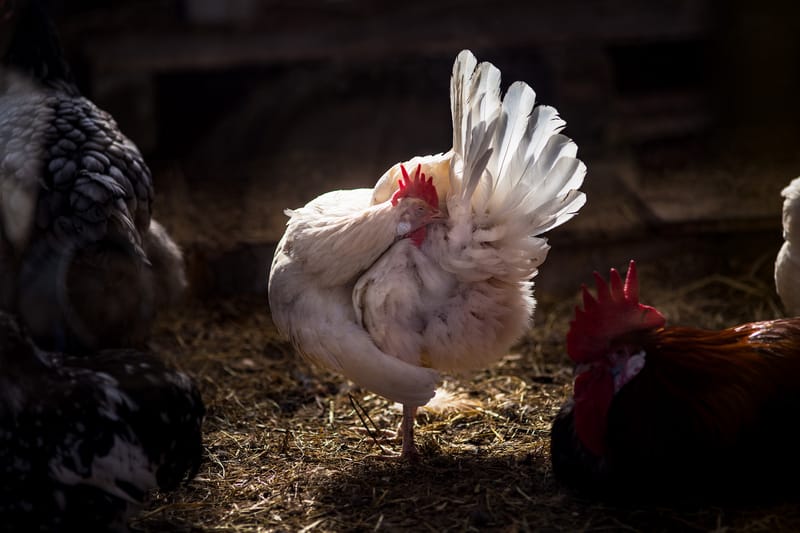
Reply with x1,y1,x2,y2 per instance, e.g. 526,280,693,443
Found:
551,261,800,502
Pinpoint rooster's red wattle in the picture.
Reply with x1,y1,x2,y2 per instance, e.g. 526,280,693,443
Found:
551,261,800,502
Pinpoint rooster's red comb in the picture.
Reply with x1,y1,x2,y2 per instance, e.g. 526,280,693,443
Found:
566,261,666,363
391,164,439,208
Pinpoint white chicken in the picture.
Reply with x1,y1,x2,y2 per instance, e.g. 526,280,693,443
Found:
269,50,586,459
776,176,800,316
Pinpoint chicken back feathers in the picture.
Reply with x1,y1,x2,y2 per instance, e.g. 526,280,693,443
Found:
552,261,800,501
0,311,204,531
269,50,586,407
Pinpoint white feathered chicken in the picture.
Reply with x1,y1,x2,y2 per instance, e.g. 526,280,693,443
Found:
0,0,185,352
776,176,800,316
269,50,586,459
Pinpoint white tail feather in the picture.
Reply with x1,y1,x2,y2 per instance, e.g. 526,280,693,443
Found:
441,50,586,283
490,82,537,196
450,50,478,159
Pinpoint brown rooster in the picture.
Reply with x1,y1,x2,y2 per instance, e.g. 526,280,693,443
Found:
550,261,800,502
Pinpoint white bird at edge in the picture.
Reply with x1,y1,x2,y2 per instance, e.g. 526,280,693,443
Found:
776,176,800,316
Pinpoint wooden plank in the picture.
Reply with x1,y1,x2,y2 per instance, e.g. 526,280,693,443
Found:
80,0,710,74
611,91,713,143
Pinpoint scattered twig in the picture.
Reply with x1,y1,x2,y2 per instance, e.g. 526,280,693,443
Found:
349,394,390,454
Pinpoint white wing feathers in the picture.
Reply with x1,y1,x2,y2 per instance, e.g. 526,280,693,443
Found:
330,310,440,406
269,187,442,406
441,50,586,283
271,280,440,406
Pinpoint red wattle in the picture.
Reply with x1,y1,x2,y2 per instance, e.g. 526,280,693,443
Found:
573,365,614,457
410,227,427,247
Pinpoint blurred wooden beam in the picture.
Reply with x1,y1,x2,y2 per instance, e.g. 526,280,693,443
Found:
81,0,710,74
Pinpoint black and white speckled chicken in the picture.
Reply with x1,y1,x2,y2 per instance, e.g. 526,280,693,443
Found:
0,0,186,351
0,310,205,532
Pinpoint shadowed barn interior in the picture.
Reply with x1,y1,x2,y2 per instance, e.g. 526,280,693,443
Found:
12,0,800,530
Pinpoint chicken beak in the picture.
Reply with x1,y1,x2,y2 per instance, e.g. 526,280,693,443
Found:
430,209,445,221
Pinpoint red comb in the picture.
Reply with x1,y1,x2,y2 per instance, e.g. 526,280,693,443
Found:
390,164,439,208
566,261,666,363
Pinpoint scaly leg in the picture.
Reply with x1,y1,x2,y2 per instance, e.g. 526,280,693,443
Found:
400,404,419,461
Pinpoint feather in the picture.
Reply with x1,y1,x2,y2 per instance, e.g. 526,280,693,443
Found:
775,176,800,315
276,280,440,406
489,82,536,197
0,70,52,252
554,263,800,502
269,191,442,406
269,50,587,460
450,50,478,158
0,311,204,529
0,10,183,351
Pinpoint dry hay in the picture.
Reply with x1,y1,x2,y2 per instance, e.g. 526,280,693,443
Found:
130,255,800,532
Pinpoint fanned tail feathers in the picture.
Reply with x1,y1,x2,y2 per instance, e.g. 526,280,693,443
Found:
450,50,478,162
449,53,501,210
445,50,586,282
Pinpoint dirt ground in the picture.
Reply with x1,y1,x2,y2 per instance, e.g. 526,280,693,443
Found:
128,238,800,533
2,2,795,530
123,57,800,532
105,18,799,530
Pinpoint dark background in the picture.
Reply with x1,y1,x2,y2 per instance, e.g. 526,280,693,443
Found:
41,0,800,295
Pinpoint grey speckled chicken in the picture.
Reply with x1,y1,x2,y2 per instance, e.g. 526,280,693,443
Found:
0,310,205,532
0,0,185,351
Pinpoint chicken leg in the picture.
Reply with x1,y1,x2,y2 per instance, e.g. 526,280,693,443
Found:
400,404,419,461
